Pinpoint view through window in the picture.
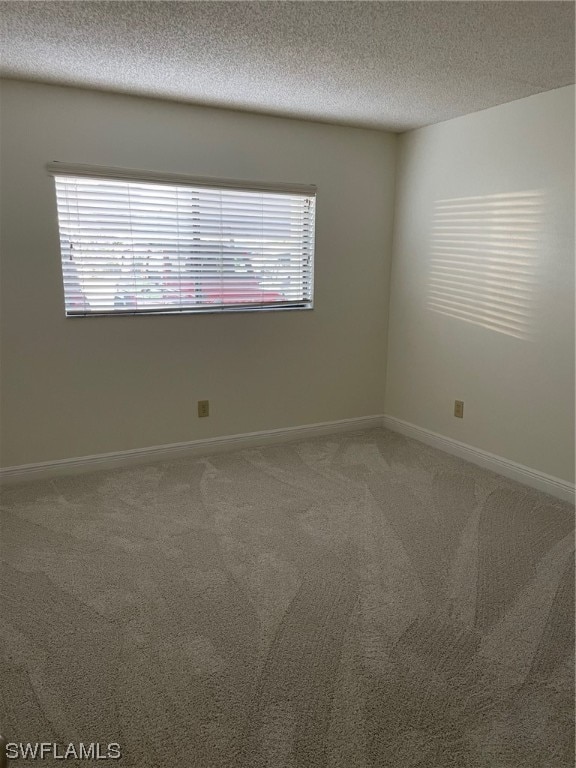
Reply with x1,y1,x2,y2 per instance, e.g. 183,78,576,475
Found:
51,168,316,316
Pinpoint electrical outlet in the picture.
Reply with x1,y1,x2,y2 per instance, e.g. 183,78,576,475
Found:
198,400,210,418
454,400,464,418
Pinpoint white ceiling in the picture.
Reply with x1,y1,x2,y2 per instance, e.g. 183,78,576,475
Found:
0,1,574,132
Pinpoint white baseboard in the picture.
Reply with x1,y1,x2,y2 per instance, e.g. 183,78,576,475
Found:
4,414,573,503
382,415,575,504
0,415,384,484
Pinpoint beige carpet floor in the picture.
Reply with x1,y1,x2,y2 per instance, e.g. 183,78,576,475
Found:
0,428,574,767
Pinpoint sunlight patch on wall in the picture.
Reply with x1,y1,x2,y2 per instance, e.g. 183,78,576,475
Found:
428,191,544,340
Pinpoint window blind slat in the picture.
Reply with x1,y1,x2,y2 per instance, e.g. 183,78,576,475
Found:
53,174,315,316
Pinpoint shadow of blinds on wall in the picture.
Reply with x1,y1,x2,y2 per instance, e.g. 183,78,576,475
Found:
428,191,543,340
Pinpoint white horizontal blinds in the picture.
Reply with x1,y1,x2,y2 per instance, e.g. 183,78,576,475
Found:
53,174,315,316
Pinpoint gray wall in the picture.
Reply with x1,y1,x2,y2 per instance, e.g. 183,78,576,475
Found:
385,86,575,483
0,80,397,466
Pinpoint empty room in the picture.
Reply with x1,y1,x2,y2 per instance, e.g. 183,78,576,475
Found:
0,1,574,766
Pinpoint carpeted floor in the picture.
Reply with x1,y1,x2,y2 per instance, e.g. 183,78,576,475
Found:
0,427,574,767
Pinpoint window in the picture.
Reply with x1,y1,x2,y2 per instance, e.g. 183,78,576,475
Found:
48,163,316,316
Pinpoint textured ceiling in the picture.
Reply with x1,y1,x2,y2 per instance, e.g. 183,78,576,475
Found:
0,1,574,132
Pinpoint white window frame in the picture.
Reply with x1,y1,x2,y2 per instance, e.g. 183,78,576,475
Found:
48,162,316,318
